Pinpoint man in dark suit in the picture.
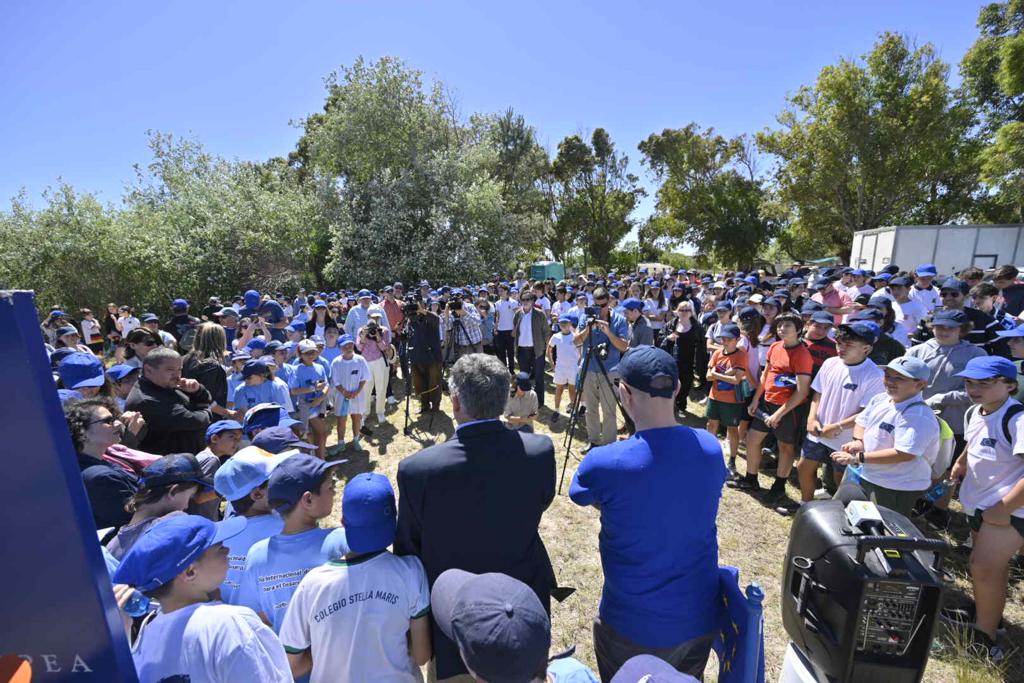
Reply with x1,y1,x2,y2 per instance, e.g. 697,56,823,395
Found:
513,290,551,408
395,353,556,682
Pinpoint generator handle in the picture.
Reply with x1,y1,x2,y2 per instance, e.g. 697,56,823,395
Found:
855,535,950,572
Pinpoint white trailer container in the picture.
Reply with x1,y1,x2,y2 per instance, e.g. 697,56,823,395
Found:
850,224,1024,274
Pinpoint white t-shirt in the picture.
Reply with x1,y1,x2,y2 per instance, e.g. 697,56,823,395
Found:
279,552,431,683
494,299,518,331
331,355,371,393
856,393,938,492
549,331,580,372
644,298,668,330
119,316,141,336
536,296,552,313
960,399,1024,518
808,357,885,449
518,309,534,348
895,298,929,335
910,285,941,312
131,602,291,683
551,300,573,322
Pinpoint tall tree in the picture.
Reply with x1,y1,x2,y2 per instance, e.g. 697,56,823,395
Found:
758,33,974,255
962,1,1024,221
639,124,776,268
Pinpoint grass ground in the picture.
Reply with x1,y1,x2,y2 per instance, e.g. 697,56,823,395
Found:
321,382,1023,682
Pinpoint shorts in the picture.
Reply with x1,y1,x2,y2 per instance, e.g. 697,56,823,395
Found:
966,508,1024,539
295,400,325,424
553,367,577,386
749,398,806,445
738,393,755,424
706,399,743,427
800,436,835,463
334,392,366,417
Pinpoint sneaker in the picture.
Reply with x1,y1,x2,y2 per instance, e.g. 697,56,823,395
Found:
924,506,950,531
386,396,399,406
813,488,832,500
351,438,362,451
582,443,601,454
965,627,1006,663
775,500,803,516
727,460,739,477
326,443,345,457
940,604,1007,635
377,413,386,424
699,397,709,406
726,475,761,491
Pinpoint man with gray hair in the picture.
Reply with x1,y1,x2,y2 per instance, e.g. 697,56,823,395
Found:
395,353,557,683
124,346,214,454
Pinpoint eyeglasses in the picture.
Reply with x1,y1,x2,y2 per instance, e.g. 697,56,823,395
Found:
87,415,119,426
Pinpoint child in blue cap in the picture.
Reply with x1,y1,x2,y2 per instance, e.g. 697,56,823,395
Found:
235,455,342,634
942,355,1024,661
279,473,431,681
112,514,291,682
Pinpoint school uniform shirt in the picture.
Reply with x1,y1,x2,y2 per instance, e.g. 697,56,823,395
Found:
551,300,573,324
807,356,885,450
855,392,938,492
708,348,751,404
227,371,244,405
118,316,141,336
221,514,286,605
319,344,341,367
290,362,330,407
131,602,291,683
643,298,668,331
278,551,431,683
802,336,837,378
236,527,335,633
895,298,929,335
232,380,293,412
494,299,518,332
330,354,371,412
549,332,581,378
960,399,1024,519
762,341,813,407
536,296,552,314
910,284,941,312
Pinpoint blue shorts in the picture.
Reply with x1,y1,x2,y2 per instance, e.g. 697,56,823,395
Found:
800,436,834,463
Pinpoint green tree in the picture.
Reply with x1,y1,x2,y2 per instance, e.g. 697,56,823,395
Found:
640,124,776,268
758,33,974,256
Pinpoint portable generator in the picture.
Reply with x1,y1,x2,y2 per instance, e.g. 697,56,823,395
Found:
781,500,950,683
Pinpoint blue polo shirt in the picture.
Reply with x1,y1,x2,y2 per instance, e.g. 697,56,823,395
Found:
569,426,727,647
577,311,629,374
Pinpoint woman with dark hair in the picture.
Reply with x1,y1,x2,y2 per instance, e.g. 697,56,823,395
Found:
65,397,140,529
661,300,704,413
305,302,338,338
183,322,231,416
737,307,766,446
102,303,121,358
123,327,163,369
644,283,668,341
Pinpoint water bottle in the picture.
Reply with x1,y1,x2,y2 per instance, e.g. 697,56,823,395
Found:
123,590,151,618
845,463,863,484
339,396,350,416
924,479,953,503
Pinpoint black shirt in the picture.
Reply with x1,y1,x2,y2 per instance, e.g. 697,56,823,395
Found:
77,453,138,529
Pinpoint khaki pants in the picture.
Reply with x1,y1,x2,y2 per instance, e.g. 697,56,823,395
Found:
362,356,390,416
582,370,618,445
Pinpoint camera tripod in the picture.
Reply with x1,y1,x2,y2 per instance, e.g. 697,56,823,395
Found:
557,322,627,495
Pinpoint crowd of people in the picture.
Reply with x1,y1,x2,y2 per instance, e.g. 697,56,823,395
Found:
46,261,1024,679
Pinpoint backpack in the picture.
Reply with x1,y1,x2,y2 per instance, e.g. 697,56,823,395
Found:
966,402,1024,444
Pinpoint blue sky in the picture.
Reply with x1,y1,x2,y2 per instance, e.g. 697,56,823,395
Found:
1,0,983,227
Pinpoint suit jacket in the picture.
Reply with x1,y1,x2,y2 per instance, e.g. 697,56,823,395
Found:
394,419,556,679
512,307,551,355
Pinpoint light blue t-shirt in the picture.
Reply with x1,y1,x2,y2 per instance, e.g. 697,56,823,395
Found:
227,372,244,404
576,311,629,373
232,379,294,412
220,514,285,605
319,345,341,366
548,657,600,682
236,527,335,633
275,363,294,386
290,362,330,405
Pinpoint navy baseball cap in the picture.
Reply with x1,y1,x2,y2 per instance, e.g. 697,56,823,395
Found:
716,323,741,340
342,473,397,553
252,425,317,454
267,454,344,510
940,277,969,294
515,371,534,391
997,324,1024,338
242,359,270,379
889,276,913,287
205,419,243,443
621,298,644,311
432,569,550,683
218,307,239,319
801,300,825,314
611,655,699,682
838,321,880,344
58,352,105,389
49,346,77,369
737,306,759,320
56,324,79,337
140,313,160,323
231,351,251,362
106,364,139,383
113,515,246,591
850,308,883,322
357,289,372,299
809,311,835,326
139,453,213,490
242,403,301,436
931,309,968,327
714,302,732,312
956,356,1019,381
617,346,678,398
264,340,283,353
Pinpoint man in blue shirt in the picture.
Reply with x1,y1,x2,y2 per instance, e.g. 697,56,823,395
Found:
570,346,728,681
574,287,630,448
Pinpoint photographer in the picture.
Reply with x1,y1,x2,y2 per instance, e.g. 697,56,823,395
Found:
345,289,391,338
513,291,552,409
573,287,629,448
443,289,484,361
405,300,444,413
357,311,393,425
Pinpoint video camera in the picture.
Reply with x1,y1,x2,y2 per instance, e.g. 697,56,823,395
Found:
447,294,463,312
781,501,949,683
365,318,382,340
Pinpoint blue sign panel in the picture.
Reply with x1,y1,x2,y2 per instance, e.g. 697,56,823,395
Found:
0,291,137,681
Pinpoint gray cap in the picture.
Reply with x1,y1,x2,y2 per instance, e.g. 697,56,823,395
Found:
886,356,931,381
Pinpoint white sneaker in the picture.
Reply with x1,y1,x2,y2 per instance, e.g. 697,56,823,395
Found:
377,413,386,424
386,396,398,406
699,397,709,406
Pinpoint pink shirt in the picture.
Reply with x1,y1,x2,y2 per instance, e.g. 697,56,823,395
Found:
812,288,853,325
356,327,392,362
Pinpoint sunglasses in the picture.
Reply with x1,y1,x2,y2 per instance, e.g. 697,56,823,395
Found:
88,415,119,426
940,291,962,297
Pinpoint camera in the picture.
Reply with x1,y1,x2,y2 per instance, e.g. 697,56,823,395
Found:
403,301,420,316
448,295,463,312
584,306,600,317
366,319,381,340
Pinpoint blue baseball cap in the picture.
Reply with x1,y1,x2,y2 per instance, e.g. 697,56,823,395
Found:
871,272,892,282
140,313,160,323
213,445,296,500
252,425,317,454
339,334,356,347
267,454,344,510
915,263,938,277
809,311,835,326
138,453,213,489
850,268,866,277
245,337,267,351
716,323,741,339
49,347,77,369
342,473,397,553
838,321,880,344
58,352,105,389
313,300,327,309
997,324,1024,339
557,316,573,324
940,277,968,294
113,515,246,591
611,655,698,683
432,569,551,682
106,364,139,383
617,346,678,398
218,307,239,319
242,359,271,379
621,298,644,311
49,310,65,318
956,356,1019,381
931,309,968,327
171,298,189,310
205,419,243,443
287,321,306,332
242,403,301,436
357,289,372,299
57,388,83,404
886,356,931,381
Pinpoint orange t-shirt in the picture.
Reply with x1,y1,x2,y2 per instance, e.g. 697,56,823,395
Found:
763,340,813,406
708,348,750,404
